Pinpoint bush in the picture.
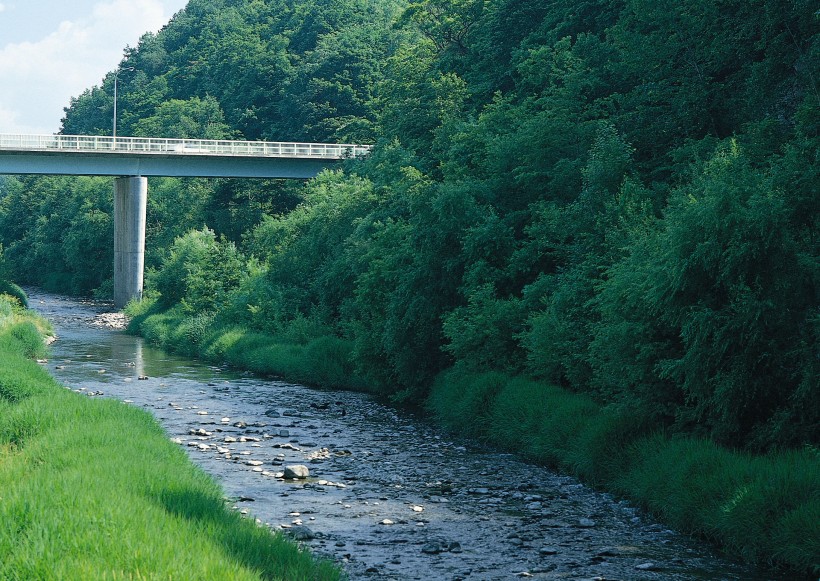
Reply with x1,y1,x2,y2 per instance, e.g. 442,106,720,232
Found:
92,278,114,300
6,321,47,360
591,143,819,449
0,281,27,307
152,228,247,313
427,368,508,438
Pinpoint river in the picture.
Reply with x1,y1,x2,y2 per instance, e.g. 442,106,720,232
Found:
29,289,780,580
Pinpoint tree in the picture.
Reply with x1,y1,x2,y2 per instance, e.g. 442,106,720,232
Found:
132,96,237,139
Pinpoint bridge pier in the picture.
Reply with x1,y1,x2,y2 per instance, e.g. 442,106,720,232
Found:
113,177,147,308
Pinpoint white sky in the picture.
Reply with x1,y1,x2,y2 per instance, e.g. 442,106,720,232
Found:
0,0,189,135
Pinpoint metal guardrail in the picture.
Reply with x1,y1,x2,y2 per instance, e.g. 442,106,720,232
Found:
0,134,372,159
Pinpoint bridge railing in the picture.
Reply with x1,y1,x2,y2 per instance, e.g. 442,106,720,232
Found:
0,134,371,159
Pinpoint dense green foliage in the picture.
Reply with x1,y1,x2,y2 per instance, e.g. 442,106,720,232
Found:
0,0,817,572
1,0,816,446
0,295,340,580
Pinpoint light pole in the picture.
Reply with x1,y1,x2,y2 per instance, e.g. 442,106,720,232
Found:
113,66,134,143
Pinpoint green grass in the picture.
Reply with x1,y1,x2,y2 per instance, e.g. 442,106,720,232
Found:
427,366,820,577
0,296,342,580
129,304,370,390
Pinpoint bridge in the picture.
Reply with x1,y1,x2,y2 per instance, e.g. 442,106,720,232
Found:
0,134,371,307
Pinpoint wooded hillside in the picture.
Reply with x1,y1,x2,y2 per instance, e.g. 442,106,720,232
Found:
0,0,817,451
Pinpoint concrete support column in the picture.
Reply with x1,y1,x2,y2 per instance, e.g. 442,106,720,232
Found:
113,176,147,308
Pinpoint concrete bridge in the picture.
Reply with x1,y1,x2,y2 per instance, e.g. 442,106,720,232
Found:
0,134,370,307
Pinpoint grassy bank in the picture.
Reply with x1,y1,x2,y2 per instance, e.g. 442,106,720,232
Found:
0,293,341,580
128,301,370,391
428,368,819,576
129,304,820,577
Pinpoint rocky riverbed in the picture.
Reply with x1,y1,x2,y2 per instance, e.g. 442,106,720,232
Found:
29,290,781,580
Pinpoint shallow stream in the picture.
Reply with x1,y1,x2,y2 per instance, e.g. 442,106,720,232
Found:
30,289,781,580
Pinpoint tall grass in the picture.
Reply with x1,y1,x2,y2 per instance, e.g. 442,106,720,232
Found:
0,296,341,580
129,303,370,390
427,366,820,577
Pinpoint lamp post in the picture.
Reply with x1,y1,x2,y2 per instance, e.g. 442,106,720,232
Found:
112,66,134,144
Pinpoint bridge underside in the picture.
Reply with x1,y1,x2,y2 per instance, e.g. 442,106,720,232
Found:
0,150,334,178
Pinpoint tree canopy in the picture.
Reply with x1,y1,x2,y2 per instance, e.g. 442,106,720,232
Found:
0,0,816,450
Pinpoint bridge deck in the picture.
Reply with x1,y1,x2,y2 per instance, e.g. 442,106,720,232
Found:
0,134,370,159
0,134,371,178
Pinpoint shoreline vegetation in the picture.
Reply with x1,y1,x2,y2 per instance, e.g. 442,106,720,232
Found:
126,298,819,578
0,291,340,580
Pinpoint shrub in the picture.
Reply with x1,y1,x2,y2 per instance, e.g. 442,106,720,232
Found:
0,282,27,307
152,228,247,313
427,368,508,438
591,143,819,449
6,321,47,360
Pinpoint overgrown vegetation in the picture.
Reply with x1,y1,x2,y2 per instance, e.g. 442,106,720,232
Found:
0,0,817,575
0,292,340,580
428,367,820,575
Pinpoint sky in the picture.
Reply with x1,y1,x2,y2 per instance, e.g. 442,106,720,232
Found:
0,0,189,135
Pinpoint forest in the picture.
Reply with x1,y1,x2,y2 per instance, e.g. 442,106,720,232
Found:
0,0,817,572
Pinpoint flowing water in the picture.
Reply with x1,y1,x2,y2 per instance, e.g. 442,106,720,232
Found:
29,289,783,580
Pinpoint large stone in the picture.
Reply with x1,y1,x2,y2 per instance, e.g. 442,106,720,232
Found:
284,464,310,479
288,525,316,541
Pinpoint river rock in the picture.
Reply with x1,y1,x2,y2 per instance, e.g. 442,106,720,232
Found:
421,540,461,554
288,525,316,541
284,465,310,479
421,543,442,555
635,562,657,571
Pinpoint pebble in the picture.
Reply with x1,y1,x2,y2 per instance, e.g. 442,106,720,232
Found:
635,562,657,571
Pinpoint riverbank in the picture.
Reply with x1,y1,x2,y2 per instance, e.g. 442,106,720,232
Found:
126,301,820,578
0,293,340,580
32,288,771,579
